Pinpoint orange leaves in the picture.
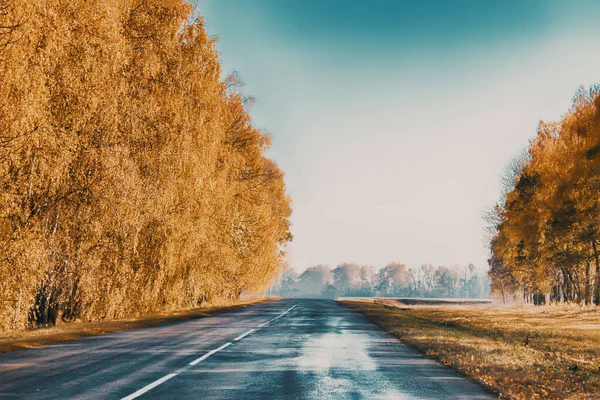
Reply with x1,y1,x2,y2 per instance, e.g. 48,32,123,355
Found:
0,0,291,333
490,86,600,305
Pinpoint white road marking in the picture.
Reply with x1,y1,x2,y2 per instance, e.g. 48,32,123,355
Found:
256,304,297,328
188,342,232,366
234,329,255,341
265,304,297,324
120,304,298,400
121,343,232,399
121,373,178,400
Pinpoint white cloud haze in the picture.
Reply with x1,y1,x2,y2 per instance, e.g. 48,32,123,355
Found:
200,1,600,272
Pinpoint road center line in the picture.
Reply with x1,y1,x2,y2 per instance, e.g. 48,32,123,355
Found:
121,342,232,400
233,329,255,341
121,373,178,400
188,342,232,366
120,304,297,400
264,304,297,324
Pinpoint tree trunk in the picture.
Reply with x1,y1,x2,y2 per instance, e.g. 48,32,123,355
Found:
592,240,600,306
568,268,580,303
585,259,592,305
563,268,571,302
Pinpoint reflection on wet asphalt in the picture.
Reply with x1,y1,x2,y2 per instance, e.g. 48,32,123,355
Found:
0,299,496,399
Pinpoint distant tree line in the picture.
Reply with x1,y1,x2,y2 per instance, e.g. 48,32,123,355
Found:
0,1,291,333
488,86,600,305
276,263,490,299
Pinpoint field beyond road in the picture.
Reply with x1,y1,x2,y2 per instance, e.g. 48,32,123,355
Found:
341,299,600,399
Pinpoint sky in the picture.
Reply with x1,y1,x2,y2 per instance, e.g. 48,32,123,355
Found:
198,0,600,272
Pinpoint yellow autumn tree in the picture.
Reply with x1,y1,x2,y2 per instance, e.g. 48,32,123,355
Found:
489,86,600,304
0,0,292,332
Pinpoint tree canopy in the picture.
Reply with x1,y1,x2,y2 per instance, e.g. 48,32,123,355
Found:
278,263,489,299
0,0,291,332
488,86,600,305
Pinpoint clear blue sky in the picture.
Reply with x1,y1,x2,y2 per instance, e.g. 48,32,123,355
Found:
198,0,600,272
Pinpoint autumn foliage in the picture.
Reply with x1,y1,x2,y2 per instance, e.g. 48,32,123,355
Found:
279,263,489,299
0,0,291,332
489,86,600,305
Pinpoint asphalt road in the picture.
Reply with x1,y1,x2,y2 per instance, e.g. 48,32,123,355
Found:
0,299,495,399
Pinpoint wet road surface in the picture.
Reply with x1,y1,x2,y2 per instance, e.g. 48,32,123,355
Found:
0,299,495,399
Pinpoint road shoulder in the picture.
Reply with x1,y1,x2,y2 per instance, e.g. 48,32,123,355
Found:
340,299,600,400
0,298,276,354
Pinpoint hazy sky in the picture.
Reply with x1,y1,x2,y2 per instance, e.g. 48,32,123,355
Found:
198,0,600,272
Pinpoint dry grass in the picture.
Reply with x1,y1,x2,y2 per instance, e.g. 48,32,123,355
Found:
341,299,600,399
0,298,274,354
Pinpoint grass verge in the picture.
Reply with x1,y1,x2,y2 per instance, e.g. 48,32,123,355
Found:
0,298,275,354
341,299,600,399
